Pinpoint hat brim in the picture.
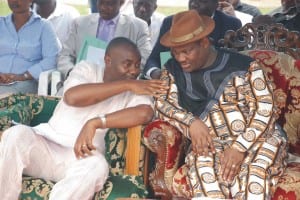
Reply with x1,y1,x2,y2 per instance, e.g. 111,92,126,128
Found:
160,16,215,48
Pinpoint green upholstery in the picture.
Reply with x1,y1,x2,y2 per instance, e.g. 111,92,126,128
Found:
0,94,148,200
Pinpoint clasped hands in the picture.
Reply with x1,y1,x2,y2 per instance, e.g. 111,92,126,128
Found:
189,119,245,182
0,73,26,84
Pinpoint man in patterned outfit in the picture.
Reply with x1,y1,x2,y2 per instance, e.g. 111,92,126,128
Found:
155,10,288,199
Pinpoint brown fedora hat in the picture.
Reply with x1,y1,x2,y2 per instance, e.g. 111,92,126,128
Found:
160,10,215,47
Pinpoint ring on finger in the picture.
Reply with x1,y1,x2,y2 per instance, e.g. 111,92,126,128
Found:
81,144,87,148
232,164,236,168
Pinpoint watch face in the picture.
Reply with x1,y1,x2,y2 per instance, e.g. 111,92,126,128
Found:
24,72,29,79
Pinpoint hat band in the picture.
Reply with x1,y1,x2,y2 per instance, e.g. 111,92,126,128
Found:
171,26,204,43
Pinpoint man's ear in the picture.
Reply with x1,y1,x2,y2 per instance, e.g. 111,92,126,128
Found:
200,37,210,48
104,55,111,66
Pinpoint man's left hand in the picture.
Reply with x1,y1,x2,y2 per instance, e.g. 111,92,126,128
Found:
219,147,245,182
74,119,97,158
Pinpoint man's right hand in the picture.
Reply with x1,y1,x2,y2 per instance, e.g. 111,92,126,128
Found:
128,79,169,98
189,119,215,157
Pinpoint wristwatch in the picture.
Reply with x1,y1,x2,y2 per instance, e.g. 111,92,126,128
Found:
23,72,30,80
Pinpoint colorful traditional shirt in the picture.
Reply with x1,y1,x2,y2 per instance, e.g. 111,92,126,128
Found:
155,49,286,152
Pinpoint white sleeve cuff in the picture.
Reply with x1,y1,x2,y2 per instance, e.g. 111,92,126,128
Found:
145,67,160,79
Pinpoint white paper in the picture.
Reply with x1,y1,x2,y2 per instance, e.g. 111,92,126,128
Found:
86,46,105,65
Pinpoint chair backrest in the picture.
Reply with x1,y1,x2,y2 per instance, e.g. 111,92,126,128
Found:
220,22,300,156
219,23,300,59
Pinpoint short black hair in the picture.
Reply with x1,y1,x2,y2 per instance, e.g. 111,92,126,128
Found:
105,37,141,58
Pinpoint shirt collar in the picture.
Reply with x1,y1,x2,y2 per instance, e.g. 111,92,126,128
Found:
99,13,120,25
7,11,41,25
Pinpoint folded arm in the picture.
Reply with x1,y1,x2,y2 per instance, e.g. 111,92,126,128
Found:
74,103,154,158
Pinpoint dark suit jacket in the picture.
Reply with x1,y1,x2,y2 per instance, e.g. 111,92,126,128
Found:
143,10,242,77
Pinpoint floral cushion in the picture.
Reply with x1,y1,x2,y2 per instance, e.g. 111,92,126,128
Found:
0,101,32,131
272,163,300,200
0,94,59,132
21,174,147,200
105,128,147,177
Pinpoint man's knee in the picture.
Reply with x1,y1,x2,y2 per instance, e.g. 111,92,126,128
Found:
84,155,109,177
2,125,34,145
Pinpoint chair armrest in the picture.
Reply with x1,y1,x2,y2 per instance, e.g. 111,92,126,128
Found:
143,120,186,200
50,71,63,96
38,70,63,96
125,125,142,176
38,69,54,96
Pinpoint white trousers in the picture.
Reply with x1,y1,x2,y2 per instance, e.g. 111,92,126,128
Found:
0,125,109,200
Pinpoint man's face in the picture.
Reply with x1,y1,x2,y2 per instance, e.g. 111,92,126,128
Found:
188,0,218,17
171,40,210,73
98,0,122,20
105,46,141,81
133,0,156,23
8,0,33,14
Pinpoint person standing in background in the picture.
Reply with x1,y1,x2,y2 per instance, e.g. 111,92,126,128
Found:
133,0,165,47
57,0,151,80
218,0,253,25
231,0,261,17
143,0,242,80
33,0,80,44
271,0,300,31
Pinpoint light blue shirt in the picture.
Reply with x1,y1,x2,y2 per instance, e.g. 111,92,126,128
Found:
0,12,61,80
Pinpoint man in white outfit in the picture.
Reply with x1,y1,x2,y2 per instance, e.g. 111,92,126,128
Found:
33,0,80,44
0,37,167,200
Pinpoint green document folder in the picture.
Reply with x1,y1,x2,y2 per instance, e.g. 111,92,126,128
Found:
76,36,108,64
160,51,172,68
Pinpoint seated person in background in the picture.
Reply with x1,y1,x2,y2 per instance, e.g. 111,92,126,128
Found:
252,14,276,24
32,0,80,44
0,0,60,95
0,37,167,199
218,0,253,25
230,0,261,17
58,0,152,80
90,0,131,14
121,0,134,14
155,10,287,199
270,0,300,31
133,0,165,47
89,0,98,13
143,0,242,79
